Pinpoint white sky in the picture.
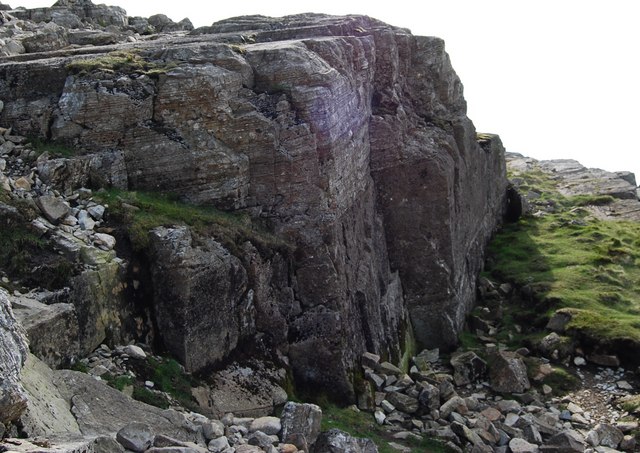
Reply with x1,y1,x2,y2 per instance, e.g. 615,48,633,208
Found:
12,0,640,181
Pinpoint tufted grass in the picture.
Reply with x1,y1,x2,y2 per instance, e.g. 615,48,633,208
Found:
66,50,177,76
95,188,290,254
321,404,451,453
486,164,640,346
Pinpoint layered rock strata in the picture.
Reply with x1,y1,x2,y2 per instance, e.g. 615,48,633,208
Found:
0,10,507,397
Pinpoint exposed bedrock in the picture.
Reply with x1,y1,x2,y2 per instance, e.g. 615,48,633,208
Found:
0,14,507,397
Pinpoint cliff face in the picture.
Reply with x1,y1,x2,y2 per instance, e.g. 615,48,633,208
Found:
0,11,507,398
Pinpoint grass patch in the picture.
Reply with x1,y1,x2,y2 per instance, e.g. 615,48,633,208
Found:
618,394,640,414
95,188,290,254
124,355,200,411
104,374,134,391
132,386,170,409
540,366,581,396
149,357,194,404
321,405,450,453
28,137,77,159
66,50,177,76
487,163,640,347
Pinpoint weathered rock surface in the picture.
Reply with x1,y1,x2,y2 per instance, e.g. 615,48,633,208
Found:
51,369,204,442
0,289,29,424
11,294,80,368
280,402,322,449
507,153,640,222
18,353,81,438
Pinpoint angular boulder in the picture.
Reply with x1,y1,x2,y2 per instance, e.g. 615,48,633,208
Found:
11,294,79,368
280,402,322,449
489,351,531,393
149,226,250,372
35,195,69,224
451,350,488,386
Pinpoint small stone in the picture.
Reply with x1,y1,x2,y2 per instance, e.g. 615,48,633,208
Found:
250,416,281,435
504,413,520,427
202,420,225,440
378,361,403,376
374,410,385,425
116,422,154,452
523,424,543,445
145,381,154,388
381,400,395,413
595,423,624,449
571,413,589,425
574,356,586,366
362,352,381,368
567,402,584,414
93,232,116,250
0,174,10,191
509,437,539,453
620,435,636,451
386,391,418,414
587,354,620,367
480,407,501,422
542,384,553,395
77,209,96,230
542,430,586,451
616,380,633,390
279,444,298,453
87,204,105,220
365,370,385,389
208,436,230,453
36,195,70,224
123,344,147,360
439,396,467,419
13,176,31,190
450,351,487,386
61,215,78,226
616,421,638,433
490,351,531,393
546,310,573,333
497,399,521,413
247,430,276,449
585,430,599,447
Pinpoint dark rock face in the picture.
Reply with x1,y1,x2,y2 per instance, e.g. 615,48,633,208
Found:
0,13,507,396
148,226,251,372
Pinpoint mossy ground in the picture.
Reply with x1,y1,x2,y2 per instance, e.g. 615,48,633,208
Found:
96,355,200,411
95,188,290,255
486,164,640,348
321,405,451,453
66,50,177,76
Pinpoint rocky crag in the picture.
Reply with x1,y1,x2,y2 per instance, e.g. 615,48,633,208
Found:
0,0,507,399
1,2,640,453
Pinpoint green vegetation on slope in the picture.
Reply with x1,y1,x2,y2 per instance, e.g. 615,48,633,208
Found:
0,192,76,290
321,405,450,453
486,165,640,346
95,188,290,254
